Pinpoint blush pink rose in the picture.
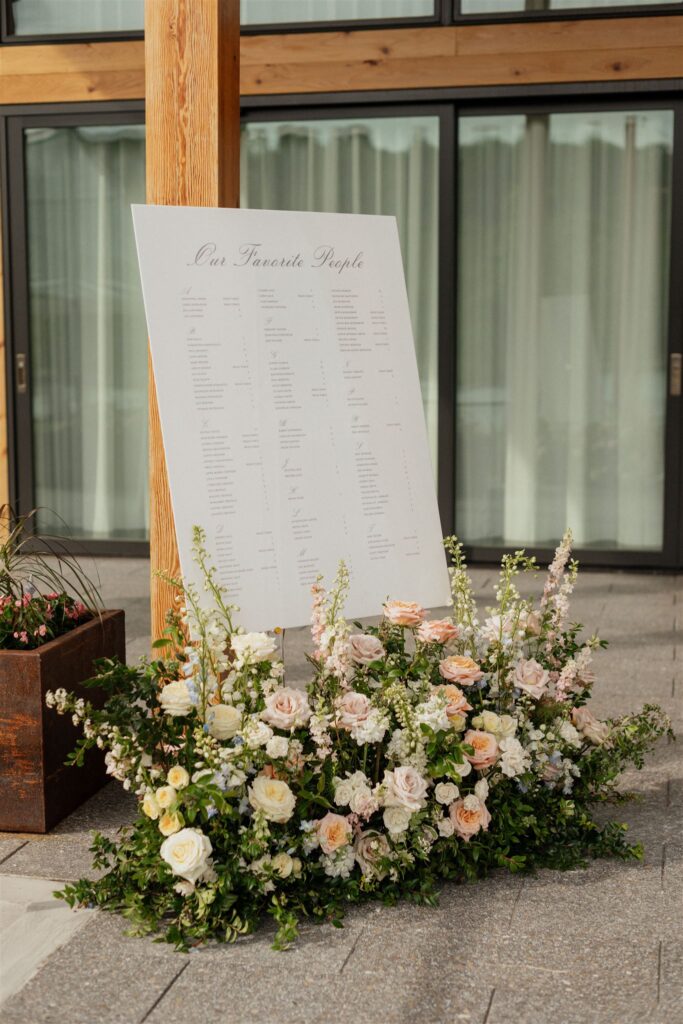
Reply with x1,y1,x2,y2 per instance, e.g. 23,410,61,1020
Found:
449,794,491,841
261,687,311,730
571,706,610,745
513,659,550,700
317,812,352,854
439,655,484,687
463,729,499,770
437,684,473,722
417,619,459,645
383,600,426,628
335,691,371,730
383,765,429,812
349,634,385,665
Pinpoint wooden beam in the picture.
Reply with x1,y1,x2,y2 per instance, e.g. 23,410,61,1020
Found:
145,0,240,642
0,17,681,105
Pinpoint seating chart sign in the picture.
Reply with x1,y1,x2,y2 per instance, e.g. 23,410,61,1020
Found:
133,205,450,630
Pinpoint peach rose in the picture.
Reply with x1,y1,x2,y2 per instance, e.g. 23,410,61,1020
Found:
463,729,499,770
335,691,371,730
354,831,391,880
261,687,311,730
383,600,426,628
514,659,550,700
417,619,459,645
571,706,610,745
437,684,473,722
439,655,484,687
349,634,385,665
317,812,352,854
449,794,491,841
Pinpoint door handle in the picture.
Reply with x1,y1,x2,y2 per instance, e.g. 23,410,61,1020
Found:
15,353,27,394
670,353,682,397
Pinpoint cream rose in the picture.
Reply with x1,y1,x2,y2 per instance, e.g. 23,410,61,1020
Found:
335,691,371,730
434,781,459,805
271,852,294,878
514,658,550,699
206,703,241,740
142,792,161,820
159,679,193,717
463,729,499,770
230,631,277,666
383,600,426,627
449,795,491,841
571,706,610,745
167,765,190,790
159,810,184,837
354,831,391,879
160,827,212,882
383,765,429,812
349,634,385,665
317,812,352,854
248,775,296,823
439,656,484,686
155,785,177,810
261,687,311,730
417,619,459,644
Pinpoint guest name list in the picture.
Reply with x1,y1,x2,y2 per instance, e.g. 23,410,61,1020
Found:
133,206,450,630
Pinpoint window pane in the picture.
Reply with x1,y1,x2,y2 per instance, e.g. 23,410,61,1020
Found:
25,125,148,541
242,0,434,24
10,0,143,35
241,116,439,466
456,109,673,551
461,0,679,12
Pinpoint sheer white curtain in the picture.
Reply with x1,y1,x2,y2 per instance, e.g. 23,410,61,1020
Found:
457,110,673,551
25,125,148,540
240,117,440,464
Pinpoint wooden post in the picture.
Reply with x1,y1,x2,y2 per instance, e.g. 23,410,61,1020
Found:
145,0,240,642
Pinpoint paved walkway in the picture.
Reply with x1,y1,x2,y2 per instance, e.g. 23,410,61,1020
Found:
0,562,681,1024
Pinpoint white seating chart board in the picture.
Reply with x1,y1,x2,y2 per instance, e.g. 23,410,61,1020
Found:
133,205,450,630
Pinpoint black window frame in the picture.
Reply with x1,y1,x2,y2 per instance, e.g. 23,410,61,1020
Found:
452,0,683,25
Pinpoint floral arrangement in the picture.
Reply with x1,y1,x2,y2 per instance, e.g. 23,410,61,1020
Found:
49,528,671,950
0,506,98,650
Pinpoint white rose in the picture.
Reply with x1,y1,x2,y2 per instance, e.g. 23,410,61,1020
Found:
261,687,311,730
349,634,386,665
474,778,489,801
479,710,502,734
206,703,241,740
383,766,429,812
383,805,413,835
167,765,190,790
271,852,294,878
159,679,193,717
497,715,518,739
160,827,212,883
155,785,177,809
142,792,161,820
248,775,296,823
454,759,472,779
159,810,184,837
231,632,277,666
437,817,455,838
266,735,289,759
513,659,550,700
334,780,354,807
434,781,459,805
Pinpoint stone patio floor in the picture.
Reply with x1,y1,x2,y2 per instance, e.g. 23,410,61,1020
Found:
0,560,681,1024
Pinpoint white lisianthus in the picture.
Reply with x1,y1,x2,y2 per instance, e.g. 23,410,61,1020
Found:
437,817,455,838
383,805,413,835
434,781,459,805
167,765,190,790
159,679,193,717
248,775,296,823
155,785,177,810
266,735,289,759
142,792,161,820
231,632,278,667
160,827,212,883
206,703,241,740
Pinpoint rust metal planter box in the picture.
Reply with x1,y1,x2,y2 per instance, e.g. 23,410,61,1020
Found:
0,609,126,833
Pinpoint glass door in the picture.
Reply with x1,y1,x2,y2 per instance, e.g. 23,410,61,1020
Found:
454,102,682,566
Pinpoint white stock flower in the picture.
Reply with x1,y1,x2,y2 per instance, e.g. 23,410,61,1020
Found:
160,828,212,883
231,632,277,666
350,708,388,745
434,781,459,805
558,719,582,748
266,735,289,759
498,736,531,778
474,778,489,802
159,679,193,717
242,718,273,748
